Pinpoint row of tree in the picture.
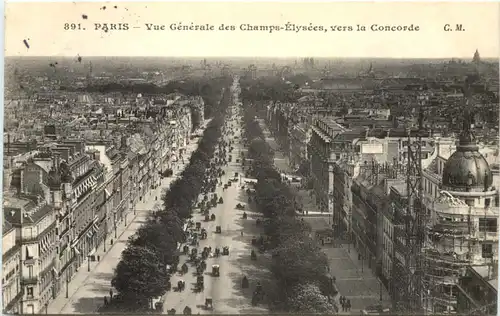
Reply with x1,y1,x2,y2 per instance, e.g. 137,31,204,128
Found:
241,104,337,313
109,83,232,311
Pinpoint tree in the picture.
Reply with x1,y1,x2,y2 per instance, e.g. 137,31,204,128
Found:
128,222,179,266
288,283,336,313
112,246,169,306
271,236,329,288
157,210,186,244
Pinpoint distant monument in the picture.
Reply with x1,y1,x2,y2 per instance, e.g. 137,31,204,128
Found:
472,49,481,64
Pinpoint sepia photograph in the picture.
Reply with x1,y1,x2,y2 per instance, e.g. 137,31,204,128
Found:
2,2,499,315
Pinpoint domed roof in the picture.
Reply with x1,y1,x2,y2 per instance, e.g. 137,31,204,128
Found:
442,107,493,192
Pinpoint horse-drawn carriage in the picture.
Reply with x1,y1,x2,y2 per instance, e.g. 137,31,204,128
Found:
190,248,198,258
204,214,210,221
167,308,176,314
211,214,216,221
212,265,220,277
214,247,220,257
218,197,224,204
251,282,264,306
242,276,249,289
222,246,229,256
183,306,192,315
195,222,201,230
200,228,207,239
177,280,186,291
215,226,222,234
181,263,188,274
205,298,213,310
236,203,245,210
196,275,204,291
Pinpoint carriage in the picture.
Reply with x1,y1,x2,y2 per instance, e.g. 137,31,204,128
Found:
242,276,249,289
195,222,201,230
218,197,224,204
222,246,229,256
177,280,186,291
181,263,188,274
167,309,176,315
215,226,222,234
183,306,192,315
212,265,220,277
205,298,213,310
196,275,204,291
211,214,216,221
204,214,210,221
200,228,207,239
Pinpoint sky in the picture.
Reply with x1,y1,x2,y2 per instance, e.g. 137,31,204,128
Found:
5,2,499,58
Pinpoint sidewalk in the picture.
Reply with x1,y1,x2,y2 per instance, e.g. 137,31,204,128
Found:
323,240,391,314
47,142,199,314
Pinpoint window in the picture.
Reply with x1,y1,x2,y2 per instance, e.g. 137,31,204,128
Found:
482,244,493,258
27,287,34,298
479,218,497,233
485,199,491,208
25,247,33,260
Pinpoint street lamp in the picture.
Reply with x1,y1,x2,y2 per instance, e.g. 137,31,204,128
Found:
114,212,117,238
65,272,69,298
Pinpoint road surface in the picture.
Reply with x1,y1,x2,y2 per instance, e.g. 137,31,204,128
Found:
161,77,272,314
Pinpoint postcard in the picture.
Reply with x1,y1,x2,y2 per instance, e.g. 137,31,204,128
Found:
3,2,499,316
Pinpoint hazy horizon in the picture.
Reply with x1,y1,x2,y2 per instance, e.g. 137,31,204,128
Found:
5,56,498,61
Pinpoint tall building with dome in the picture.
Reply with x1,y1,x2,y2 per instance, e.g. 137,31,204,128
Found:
423,105,498,314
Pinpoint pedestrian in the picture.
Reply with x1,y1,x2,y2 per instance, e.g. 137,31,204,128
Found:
104,296,108,305
109,289,113,300
341,301,345,312
241,231,243,236
347,299,351,311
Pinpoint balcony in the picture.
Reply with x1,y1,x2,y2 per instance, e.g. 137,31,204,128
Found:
23,276,38,285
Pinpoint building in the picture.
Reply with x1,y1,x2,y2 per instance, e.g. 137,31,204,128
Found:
456,265,497,315
4,195,57,314
389,112,499,314
2,219,22,314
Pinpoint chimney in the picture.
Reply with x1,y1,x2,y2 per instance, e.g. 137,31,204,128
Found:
53,152,61,170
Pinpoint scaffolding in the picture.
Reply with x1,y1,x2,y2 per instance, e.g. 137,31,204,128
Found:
397,93,428,314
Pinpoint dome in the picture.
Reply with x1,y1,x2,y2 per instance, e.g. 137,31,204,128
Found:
442,107,493,192
442,150,492,192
